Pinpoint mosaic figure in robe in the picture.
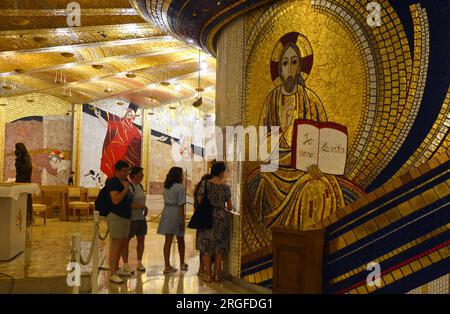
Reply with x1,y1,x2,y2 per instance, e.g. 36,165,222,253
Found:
94,108,142,179
247,32,346,229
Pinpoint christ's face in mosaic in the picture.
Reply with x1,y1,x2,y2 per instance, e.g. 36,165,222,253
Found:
280,45,301,95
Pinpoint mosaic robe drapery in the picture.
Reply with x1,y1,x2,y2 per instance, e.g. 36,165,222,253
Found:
100,114,142,178
247,85,345,229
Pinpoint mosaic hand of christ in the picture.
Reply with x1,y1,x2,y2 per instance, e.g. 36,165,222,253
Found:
291,119,348,175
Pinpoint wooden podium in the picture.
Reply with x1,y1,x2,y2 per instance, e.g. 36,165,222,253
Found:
272,226,325,293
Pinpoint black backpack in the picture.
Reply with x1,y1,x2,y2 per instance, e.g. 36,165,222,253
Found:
95,181,111,217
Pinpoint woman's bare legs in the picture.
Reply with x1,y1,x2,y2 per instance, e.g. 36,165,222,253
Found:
201,253,212,282
176,236,185,266
136,236,145,262
163,234,174,271
214,253,223,282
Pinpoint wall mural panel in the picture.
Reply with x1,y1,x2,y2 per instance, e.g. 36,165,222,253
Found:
80,99,143,187
2,94,72,185
148,102,210,196
240,0,449,289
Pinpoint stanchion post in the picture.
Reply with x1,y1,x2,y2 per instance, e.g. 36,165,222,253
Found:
72,233,81,294
91,211,99,294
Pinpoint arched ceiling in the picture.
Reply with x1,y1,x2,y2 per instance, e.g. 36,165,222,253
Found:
0,0,216,112
130,0,275,54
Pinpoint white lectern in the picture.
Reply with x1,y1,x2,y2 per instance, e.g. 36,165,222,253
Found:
0,183,39,261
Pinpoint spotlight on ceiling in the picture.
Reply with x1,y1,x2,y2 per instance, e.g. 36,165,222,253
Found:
2,83,14,90
126,73,136,78
92,64,104,70
192,97,203,108
60,52,75,58
161,81,170,86
10,17,30,26
32,36,47,43
104,88,113,93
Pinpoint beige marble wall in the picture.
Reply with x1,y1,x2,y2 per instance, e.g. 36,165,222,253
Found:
147,137,207,197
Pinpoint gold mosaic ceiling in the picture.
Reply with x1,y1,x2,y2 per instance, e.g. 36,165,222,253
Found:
0,0,216,112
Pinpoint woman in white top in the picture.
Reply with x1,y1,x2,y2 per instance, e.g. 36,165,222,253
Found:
157,167,187,274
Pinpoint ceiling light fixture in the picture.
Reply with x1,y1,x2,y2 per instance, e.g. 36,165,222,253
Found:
62,88,72,98
92,64,104,70
60,52,75,58
193,49,203,108
2,83,14,90
32,36,47,43
126,72,136,78
10,17,30,26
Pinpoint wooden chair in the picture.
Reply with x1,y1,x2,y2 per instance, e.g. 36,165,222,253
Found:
68,187,90,221
86,187,100,215
32,203,47,225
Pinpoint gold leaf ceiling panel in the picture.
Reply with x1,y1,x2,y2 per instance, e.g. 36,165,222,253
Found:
0,0,216,113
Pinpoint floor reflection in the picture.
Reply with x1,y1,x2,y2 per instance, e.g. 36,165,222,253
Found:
0,217,268,294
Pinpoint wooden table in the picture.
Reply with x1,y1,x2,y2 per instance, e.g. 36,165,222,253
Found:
39,185,90,221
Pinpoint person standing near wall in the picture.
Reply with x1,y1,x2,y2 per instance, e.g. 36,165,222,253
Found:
193,173,213,276
107,160,133,284
121,166,148,274
157,167,188,274
15,143,33,226
196,162,233,283
68,171,75,185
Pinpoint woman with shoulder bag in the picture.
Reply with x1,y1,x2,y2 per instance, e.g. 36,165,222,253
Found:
194,162,232,283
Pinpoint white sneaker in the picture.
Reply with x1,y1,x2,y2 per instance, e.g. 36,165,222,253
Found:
116,268,132,276
110,274,124,284
122,263,133,273
137,262,146,272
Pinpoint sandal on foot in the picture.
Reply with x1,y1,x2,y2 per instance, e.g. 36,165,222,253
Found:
163,266,177,274
197,270,205,276
200,274,212,283
180,264,189,271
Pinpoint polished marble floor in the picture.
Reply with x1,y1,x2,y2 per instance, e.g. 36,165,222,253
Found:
0,214,268,294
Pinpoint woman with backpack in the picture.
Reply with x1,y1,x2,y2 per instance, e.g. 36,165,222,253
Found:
120,166,148,274
157,167,188,274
